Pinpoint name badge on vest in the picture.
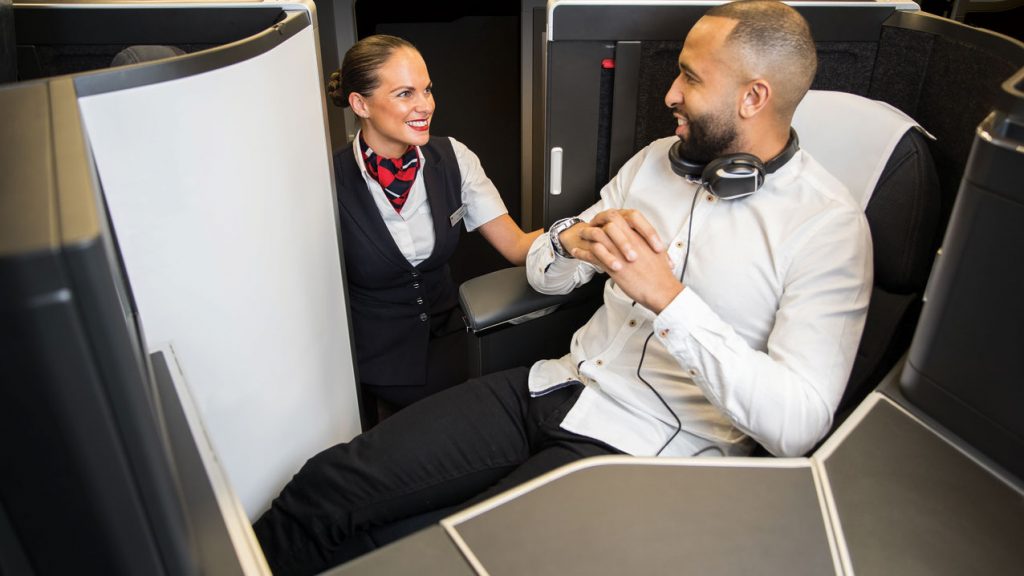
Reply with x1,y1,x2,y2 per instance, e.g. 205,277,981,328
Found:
449,204,467,227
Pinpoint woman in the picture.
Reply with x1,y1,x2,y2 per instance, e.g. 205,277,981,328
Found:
327,35,542,416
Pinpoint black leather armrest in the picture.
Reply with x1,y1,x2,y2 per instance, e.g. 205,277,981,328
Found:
458,267,602,333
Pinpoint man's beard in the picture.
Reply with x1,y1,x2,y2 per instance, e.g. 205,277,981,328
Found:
675,107,738,164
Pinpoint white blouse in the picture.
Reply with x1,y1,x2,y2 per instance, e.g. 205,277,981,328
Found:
351,133,509,266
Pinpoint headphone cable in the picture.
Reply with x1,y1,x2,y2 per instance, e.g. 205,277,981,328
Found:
637,186,702,456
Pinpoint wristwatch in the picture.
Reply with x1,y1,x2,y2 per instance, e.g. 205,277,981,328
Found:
549,217,583,259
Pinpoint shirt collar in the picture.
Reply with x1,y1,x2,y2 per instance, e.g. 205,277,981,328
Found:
351,130,426,177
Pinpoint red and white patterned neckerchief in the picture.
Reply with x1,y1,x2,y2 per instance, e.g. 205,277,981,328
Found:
360,135,420,213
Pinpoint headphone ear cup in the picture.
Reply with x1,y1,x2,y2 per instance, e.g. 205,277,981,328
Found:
702,154,766,200
668,139,706,179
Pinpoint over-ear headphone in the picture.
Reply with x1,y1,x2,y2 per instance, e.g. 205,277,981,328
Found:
668,128,800,200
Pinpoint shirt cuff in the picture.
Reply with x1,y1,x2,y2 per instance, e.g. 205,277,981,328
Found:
527,231,590,292
536,234,579,271
652,287,717,352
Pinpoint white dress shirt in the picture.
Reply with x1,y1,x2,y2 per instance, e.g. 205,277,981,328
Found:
352,133,509,266
526,136,873,458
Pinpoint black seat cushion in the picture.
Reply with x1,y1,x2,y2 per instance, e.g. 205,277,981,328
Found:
865,128,942,295
842,127,941,417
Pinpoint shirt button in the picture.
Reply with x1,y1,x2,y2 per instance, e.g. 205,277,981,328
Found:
628,319,637,327
688,368,699,377
675,241,684,250
419,313,429,322
595,359,604,366
416,297,424,305
706,194,715,202
659,329,670,338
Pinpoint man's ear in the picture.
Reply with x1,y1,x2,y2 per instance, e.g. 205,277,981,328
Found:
349,93,369,118
739,79,770,119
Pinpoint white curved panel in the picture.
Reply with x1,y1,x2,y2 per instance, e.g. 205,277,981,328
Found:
78,25,359,520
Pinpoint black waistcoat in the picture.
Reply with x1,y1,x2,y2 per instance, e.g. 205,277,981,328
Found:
335,137,462,389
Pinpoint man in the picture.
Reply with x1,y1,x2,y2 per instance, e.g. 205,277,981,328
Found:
254,2,871,574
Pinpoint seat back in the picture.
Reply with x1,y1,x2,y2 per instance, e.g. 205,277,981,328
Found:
792,91,942,415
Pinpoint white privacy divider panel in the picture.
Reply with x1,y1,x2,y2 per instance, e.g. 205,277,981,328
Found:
78,22,359,520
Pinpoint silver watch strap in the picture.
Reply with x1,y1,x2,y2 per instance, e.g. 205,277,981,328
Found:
549,217,581,258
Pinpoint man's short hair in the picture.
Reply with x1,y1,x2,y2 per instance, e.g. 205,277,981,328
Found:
705,0,817,118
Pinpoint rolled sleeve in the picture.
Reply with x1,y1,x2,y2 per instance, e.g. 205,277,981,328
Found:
526,232,596,295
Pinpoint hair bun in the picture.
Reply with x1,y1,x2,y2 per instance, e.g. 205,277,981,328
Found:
326,69,347,108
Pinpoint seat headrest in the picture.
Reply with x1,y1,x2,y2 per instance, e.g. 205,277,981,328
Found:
792,90,930,209
110,45,185,67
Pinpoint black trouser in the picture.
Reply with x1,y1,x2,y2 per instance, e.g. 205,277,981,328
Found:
253,367,622,576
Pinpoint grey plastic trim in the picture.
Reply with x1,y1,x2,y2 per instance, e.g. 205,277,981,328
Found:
999,67,1024,117
548,1,920,42
882,374,1024,493
12,3,284,45
520,0,548,230
978,111,1024,153
609,41,640,176
544,41,613,225
883,8,1024,64
0,0,14,83
0,81,56,256
0,76,105,256
73,9,309,97
151,346,271,575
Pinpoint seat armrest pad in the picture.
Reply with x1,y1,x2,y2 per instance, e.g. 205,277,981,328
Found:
459,267,600,332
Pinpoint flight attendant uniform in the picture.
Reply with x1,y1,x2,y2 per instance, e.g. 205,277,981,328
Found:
334,133,507,413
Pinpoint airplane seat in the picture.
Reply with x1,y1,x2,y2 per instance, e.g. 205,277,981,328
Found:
790,90,942,422
460,90,942,452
